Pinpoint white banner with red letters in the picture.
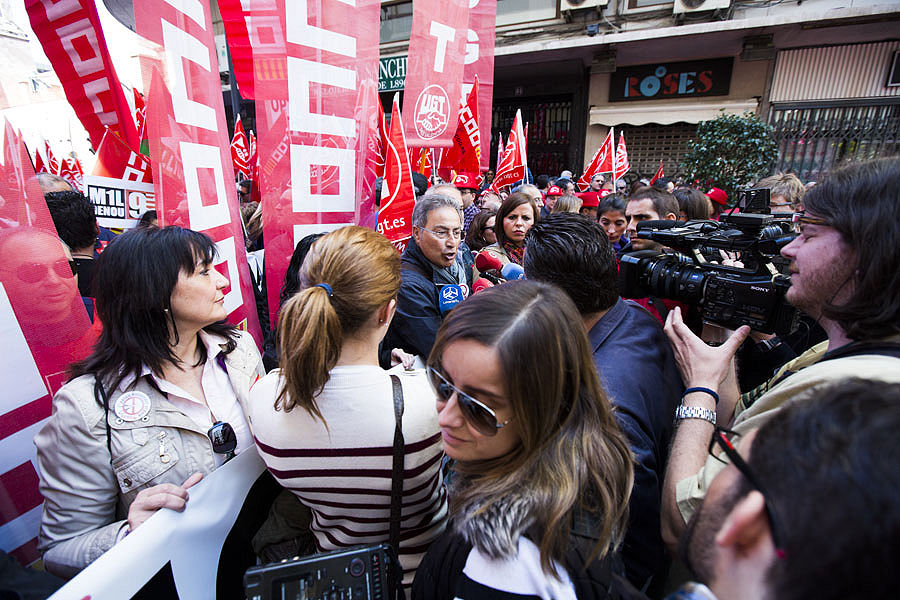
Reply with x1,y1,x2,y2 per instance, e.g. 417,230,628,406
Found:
253,0,381,325
403,0,468,148
134,0,262,345
25,0,139,151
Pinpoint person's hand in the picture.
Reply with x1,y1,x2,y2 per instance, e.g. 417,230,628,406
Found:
126,472,203,533
390,348,415,371
664,306,750,389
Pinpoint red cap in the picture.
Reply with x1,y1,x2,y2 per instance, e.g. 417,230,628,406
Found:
546,185,564,196
577,192,600,207
453,172,478,190
707,187,728,206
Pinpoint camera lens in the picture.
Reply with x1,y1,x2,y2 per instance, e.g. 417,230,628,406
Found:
349,557,365,577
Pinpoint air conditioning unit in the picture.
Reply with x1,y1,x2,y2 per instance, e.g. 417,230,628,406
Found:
673,0,730,14
561,0,609,12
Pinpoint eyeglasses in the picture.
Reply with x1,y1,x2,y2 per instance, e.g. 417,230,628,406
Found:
709,428,787,558
792,211,830,227
427,365,510,436
422,227,462,240
16,259,77,284
208,421,236,462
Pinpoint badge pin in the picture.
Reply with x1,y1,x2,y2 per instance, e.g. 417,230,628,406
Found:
114,391,152,422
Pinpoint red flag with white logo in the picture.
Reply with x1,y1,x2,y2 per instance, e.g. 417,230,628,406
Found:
33,144,47,174
135,0,262,345
491,109,527,190
378,94,417,253
440,76,480,180
91,128,152,182
59,155,84,192
577,127,615,191
44,141,60,176
0,119,96,566
649,160,664,185
403,0,469,148
614,132,630,184
231,117,251,178
25,0,139,151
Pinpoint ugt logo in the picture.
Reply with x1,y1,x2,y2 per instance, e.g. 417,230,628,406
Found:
414,84,450,140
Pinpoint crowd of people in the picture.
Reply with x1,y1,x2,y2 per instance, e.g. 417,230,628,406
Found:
15,157,900,600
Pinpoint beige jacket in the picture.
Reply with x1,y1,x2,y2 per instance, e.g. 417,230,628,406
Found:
34,330,264,578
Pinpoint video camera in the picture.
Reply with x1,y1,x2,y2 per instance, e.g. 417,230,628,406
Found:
619,189,800,335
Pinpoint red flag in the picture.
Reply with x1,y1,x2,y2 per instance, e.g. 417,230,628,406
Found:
25,0,139,151
614,132,630,184
378,94,417,253
496,131,504,170
135,0,262,345
441,76,480,179
577,128,615,191
59,156,84,192
492,110,527,190
231,117,251,178
44,141,60,176
90,128,152,182
374,98,387,179
649,160,664,185
0,120,96,566
216,0,256,98
33,144,46,174
133,89,146,139
403,0,469,147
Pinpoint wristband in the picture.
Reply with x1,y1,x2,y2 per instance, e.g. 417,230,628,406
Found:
683,386,719,405
674,404,717,425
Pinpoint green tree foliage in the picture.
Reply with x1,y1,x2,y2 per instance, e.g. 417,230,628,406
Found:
681,110,777,204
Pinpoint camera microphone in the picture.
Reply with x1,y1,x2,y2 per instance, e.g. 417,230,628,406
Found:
501,263,525,281
475,251,504,273
438,284,465,315
472,278,494,293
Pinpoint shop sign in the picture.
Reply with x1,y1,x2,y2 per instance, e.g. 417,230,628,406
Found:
609,57,732,102
380,56,407,92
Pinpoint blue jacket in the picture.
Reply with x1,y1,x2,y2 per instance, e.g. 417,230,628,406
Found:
380,238,474,367
588,298,684,591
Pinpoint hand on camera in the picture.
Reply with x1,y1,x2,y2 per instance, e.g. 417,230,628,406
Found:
126,472,203,533
664,306,750,390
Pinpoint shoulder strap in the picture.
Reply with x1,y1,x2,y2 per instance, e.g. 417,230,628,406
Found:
389,374,406,598
820,341,900,362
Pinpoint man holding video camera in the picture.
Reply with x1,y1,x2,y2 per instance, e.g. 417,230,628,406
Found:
659,158,900,553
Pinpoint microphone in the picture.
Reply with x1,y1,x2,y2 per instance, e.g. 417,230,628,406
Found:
475,251,504,274
472,278,494,293
479,270,503,285
636,220,687,231
501,263,525,281
438,284,465,315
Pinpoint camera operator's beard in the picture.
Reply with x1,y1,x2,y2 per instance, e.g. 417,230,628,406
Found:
680,484,745,585
786,263,855,320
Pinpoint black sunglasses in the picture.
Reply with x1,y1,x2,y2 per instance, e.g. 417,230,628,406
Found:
208,421,237,462
427,366,510,436
709,428,787,558
16,259,77,284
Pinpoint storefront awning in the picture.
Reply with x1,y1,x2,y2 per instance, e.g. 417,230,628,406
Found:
589,98,759,127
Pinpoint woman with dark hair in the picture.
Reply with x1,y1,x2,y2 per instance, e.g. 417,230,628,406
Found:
413,280,636,599
597,194,629,254
249,226,447,585
464,209,496,252
672,188,713,221
34,226,265,578
476,192,539,269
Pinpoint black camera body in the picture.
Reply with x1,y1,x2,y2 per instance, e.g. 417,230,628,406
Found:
619,211,800,335
244,544,396,600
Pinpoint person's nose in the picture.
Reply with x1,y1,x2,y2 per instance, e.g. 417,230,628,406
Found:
214,268,230,290
781,236,799,260
437,392,465,429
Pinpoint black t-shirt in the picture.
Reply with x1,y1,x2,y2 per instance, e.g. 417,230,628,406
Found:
73,257,95,298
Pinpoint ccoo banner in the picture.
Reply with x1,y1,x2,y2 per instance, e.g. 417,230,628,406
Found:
134,0,262,345
403,0,469,148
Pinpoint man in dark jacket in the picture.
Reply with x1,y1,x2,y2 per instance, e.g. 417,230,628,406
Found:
524,213,684,594
381,193,473,367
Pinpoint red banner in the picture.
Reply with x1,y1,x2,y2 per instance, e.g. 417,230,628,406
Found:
402,0,468,148
231,117,251,178
492,109,527,190
614,132,630,183
377,95,416,253
134,0,262,345
577,127,614,191
253,0,381,325
440,76,480,180
463,0,496,171
25,0,139,151
649,159,664,185
217,0,256,99
0,120,96,566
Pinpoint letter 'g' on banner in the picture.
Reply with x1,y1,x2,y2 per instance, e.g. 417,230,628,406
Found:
403,0,469,148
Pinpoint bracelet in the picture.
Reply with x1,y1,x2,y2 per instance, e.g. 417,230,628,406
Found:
683,386,720,405
675,404,717,425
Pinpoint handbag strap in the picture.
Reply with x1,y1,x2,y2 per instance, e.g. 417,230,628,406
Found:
389,374,405,553
94,378,114,465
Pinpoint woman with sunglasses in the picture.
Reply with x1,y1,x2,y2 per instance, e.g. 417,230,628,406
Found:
248,226,448,585
413,280,638,599
34,226,265,578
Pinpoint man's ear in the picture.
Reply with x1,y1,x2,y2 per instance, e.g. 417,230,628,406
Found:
665,212,678,221
716,491,770,553
411,226,422,245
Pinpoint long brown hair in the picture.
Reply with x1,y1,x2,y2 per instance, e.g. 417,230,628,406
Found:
276,226,400,422
428,280,633,574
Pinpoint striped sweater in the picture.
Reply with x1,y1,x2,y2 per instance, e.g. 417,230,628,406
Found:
248,365,448,583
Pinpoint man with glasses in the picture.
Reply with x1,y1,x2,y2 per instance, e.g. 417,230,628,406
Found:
660,158,900,554
380,193,473,367
670,379,900,600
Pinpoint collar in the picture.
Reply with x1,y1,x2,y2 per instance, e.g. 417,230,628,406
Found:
117,330,229,391
587,298,629,351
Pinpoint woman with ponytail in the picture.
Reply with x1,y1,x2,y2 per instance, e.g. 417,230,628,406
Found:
248,226,448,584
